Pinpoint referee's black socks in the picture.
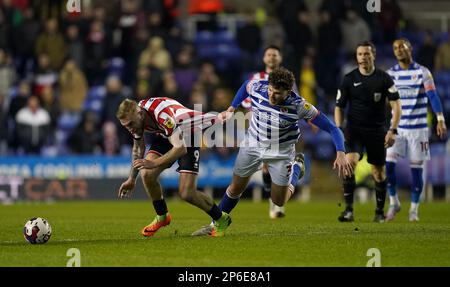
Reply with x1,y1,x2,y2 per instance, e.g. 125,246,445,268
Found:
343,175,356,211
375,179,387,214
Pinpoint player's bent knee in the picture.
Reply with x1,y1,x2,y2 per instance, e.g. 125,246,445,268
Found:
140,169,159,183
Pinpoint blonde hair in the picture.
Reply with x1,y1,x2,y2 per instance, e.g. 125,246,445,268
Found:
116,99,138,120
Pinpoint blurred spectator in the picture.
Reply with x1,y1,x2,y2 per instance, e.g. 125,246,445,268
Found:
67,111,101,154
299,55,317,106
101,76,129,145
150,12,184,59
12,7,41,78
32,0,65,21
211,87,233,112
142,0,179,30
320,0,346,21
15,96,50,154
347,0,375,30
33,53,58,97
0,93,7,154
173,46,198,101
117,0,146,62
40,85,59,131
135,82,150,102
85,19,111,85
59,59,88,113
65,25,85,70
102,121,120,155
8,81,30,121
289,10,314,62
189,83,208,110
147,11,167,40
0,48,16,97
276,0,307,40
35,18,67,70
129,27,150,81
261,16,285,50
341,9,371,58
236,12,262,73
317,10,342,95
102,76,126,122
138,36,173,71
133,65,162,100
6,80,29,152
377,0,402,43
161,71,183,103
435,34,450,71
417,30,437,71
195,61,221,99
0,7,10,51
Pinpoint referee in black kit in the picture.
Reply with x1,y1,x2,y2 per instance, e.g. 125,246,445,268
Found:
335,41,402,222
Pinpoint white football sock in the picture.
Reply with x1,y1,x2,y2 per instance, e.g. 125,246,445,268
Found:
389,194,400,206
410,202,419,213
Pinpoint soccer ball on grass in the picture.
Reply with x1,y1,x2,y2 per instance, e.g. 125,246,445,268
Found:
23,217,52,244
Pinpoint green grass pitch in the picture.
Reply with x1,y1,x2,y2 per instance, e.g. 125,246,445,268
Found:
1,200,450,266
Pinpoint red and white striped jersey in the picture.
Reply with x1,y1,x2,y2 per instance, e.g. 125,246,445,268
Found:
137,97,217,138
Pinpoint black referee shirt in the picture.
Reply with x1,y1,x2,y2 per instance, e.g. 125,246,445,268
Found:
336,67,399,131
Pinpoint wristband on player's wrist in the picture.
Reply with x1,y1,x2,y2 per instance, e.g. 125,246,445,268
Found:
389,128,398,135
437,114,445,122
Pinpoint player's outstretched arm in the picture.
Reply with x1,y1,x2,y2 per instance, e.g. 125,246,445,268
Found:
218,80,251,122
423,68,447,139
218,106,235,122
118,137,145,198
310,112,353,177
231,80,250,108
133,129,187,170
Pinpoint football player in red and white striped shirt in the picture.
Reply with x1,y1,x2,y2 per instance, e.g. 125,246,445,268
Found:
115,98,231,237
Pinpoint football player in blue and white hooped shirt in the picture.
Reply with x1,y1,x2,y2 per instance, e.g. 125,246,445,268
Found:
193,68,352,232
385,38,447,222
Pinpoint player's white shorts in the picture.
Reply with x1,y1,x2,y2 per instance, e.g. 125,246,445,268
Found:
386,129,430,162
233,140,295,186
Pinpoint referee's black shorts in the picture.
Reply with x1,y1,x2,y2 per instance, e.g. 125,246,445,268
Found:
344,127,386,166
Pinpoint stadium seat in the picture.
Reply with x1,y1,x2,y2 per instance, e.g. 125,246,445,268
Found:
107,57,125,78
195,31,214,45
215,30,235,44
83,98,104,113
57,112,81,131
87,86,106,100
7,86,18,98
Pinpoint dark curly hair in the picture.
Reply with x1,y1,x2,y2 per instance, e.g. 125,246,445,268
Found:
268,67,294,91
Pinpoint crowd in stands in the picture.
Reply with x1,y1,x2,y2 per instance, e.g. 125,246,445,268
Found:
0,0,449,160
